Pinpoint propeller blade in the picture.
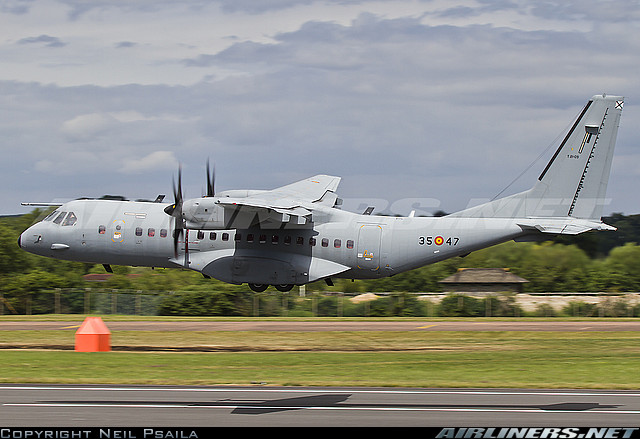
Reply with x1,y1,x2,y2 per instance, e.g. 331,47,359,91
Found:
164,164,184,216
184,229,189,267
173,221,183,259
165,164,185,259
174,165,183,206
206,158,215,197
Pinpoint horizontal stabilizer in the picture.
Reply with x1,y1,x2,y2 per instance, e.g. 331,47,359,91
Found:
517,218,616,235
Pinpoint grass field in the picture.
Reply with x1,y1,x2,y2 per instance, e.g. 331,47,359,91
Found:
1,316,639,388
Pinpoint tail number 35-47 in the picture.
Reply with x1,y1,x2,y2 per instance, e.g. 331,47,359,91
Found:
418,236,459,246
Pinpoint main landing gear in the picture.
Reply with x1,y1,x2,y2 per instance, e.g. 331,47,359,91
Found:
248,283,295,293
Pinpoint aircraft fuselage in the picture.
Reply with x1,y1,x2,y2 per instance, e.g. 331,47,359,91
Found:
19,198,524,289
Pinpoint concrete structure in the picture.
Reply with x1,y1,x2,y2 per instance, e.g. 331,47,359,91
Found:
439,268,529,294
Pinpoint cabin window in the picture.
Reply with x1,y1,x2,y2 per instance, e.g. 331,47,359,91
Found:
296,236,304,245
98,225,106,234
53,212,66,225
160,229,167,238
321,238,329,247
247,233,254,243
197,230,204,240
135,227,143,236
346,239,354,249
259,234,266,244
272,235,279,244
148,228,155,237
222,232,229,241
284,235,291,245
235,233,242,241
309,237,316,246
210,232,216,240
334,239,341,248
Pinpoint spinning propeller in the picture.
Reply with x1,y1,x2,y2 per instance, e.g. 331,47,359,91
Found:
163,165,186,262
164,161,217,264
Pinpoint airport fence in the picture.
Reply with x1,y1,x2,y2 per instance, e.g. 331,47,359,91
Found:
1,288,640,318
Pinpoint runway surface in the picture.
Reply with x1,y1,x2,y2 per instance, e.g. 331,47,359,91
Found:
2,385,640,427
3,320,640,331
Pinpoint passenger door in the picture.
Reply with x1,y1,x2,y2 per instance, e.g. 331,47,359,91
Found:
356,224,382,272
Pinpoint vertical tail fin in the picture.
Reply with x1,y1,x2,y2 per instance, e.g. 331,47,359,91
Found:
534,94,623,219
450,94,624,220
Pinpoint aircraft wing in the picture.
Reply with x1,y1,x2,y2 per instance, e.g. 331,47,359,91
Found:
267,174,341,200
217,175,341,226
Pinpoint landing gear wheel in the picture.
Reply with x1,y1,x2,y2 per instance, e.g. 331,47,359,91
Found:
248,283,268,292
274,284,294,292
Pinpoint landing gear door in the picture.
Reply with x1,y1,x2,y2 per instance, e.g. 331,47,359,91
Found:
356,224,382,271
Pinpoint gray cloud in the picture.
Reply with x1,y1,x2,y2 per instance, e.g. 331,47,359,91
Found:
17,34,66,47
56,0,364,18
115,41,136,48
1,0,34,15
530,0,640,23
1,1,639,217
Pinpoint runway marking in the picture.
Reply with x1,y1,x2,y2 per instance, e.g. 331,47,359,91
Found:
417,324,436,329
5,402,640,415
60,325,81,329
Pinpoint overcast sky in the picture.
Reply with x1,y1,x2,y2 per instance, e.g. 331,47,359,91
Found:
2,0,639,217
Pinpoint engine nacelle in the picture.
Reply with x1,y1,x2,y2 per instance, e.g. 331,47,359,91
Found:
215,190,267,198
182,198,226,229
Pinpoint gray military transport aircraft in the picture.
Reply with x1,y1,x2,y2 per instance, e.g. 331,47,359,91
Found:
19,94,624,292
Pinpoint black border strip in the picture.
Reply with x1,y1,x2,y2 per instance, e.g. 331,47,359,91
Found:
538,100,593,181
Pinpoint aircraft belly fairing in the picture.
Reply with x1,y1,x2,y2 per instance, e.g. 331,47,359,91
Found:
185,249,349,285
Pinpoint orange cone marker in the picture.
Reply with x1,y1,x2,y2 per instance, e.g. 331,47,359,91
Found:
75,317,111,352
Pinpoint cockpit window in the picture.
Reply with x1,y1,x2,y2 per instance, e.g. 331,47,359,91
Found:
52,212,67,224
43,210,58,221
62,212,77,226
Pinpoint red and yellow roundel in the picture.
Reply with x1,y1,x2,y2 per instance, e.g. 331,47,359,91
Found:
434,236,444,246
